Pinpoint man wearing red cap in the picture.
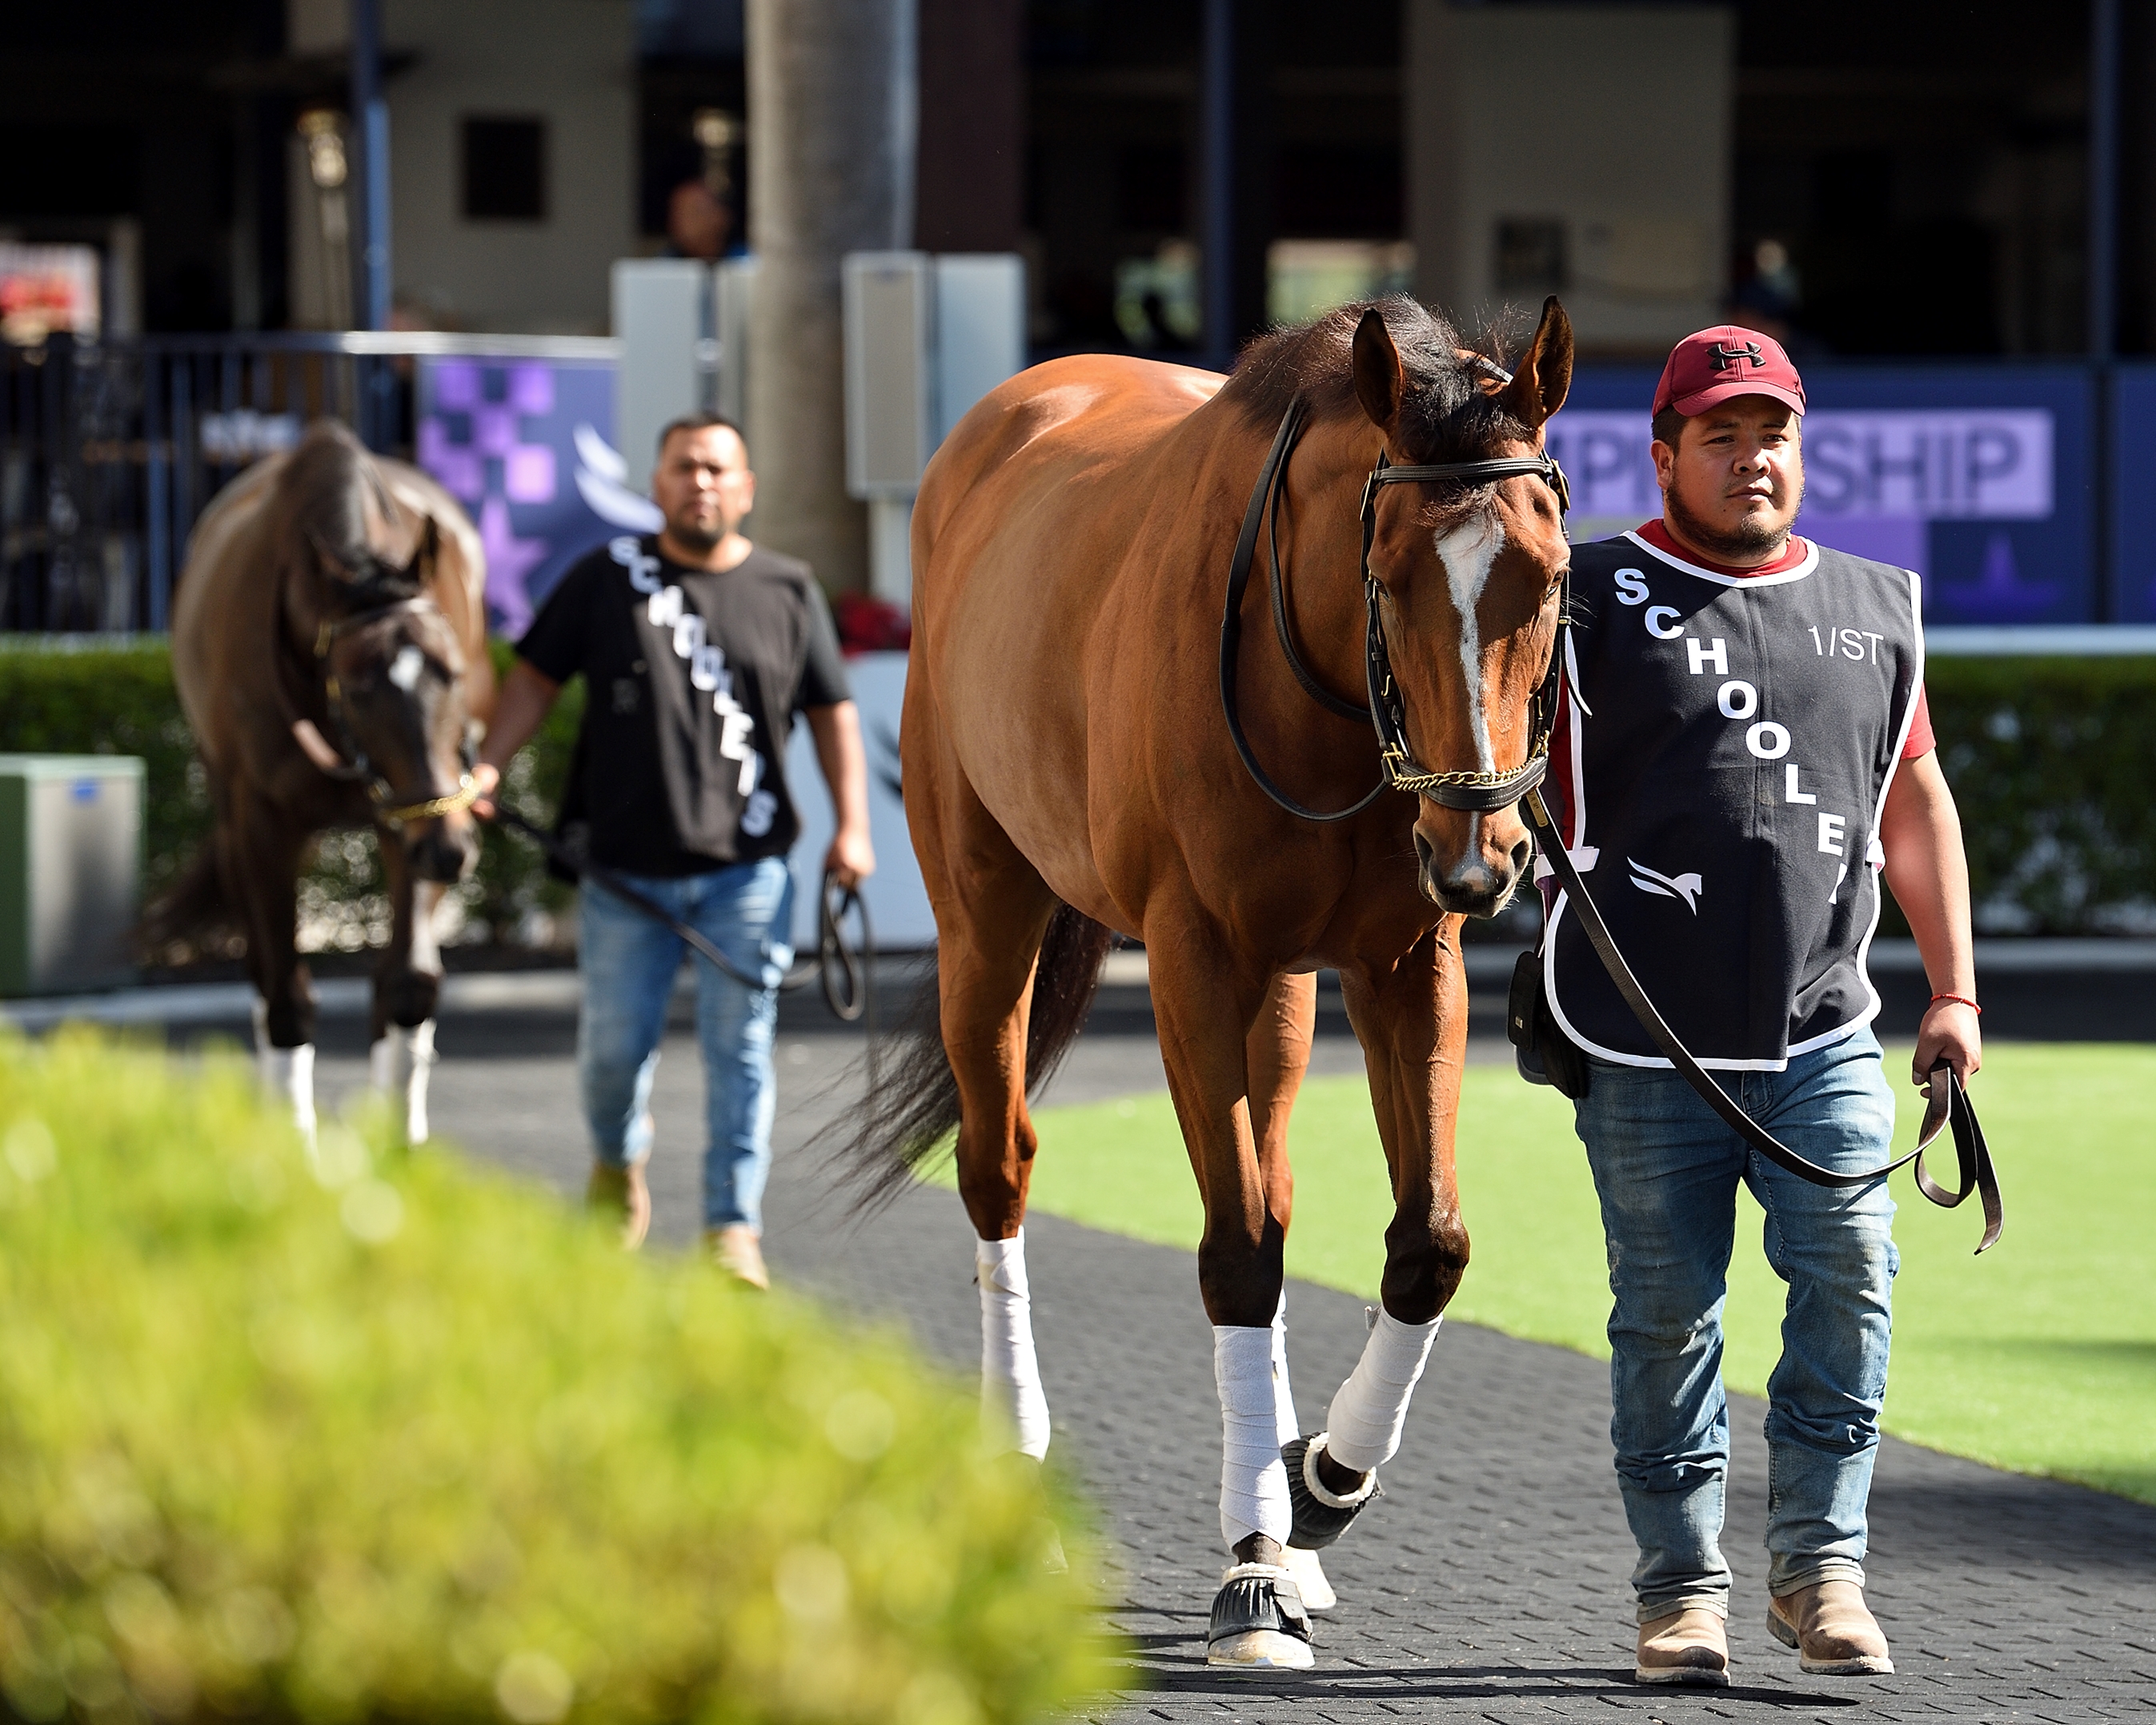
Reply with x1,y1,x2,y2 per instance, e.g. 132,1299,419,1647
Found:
1538,327,1980,1686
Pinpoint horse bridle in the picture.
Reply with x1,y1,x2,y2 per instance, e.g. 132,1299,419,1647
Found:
1219,395,1572,822
280,588,479,828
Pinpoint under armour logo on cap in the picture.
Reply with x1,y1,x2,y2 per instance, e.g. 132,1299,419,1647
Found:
1653,325,1806,419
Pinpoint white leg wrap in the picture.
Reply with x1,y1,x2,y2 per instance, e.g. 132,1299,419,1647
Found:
1216,1325,1292,1550
1270,1294,1300,1450
1323,1309,1441,1475
976,1232,1051,1460
369,1021,439,1144
257,1041,317,1147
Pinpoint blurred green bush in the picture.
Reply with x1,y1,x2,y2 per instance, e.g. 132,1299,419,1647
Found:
0,1030,1108,1725
2,638,2152,936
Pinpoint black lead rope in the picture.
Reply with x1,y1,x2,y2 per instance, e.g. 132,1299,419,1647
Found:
1522,785,2003,1254
491,808,873,1024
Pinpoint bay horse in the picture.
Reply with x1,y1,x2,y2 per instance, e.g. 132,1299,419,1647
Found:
157,420,493,1145
845,296,1574,1666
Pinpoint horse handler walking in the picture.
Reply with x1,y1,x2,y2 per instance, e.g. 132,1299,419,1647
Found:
472,413,874,1286
1541,328,1979,1684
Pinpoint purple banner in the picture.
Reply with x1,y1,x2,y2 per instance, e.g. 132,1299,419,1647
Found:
416,356,662,637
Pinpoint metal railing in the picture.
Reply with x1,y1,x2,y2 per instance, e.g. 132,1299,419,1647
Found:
0,331,615,633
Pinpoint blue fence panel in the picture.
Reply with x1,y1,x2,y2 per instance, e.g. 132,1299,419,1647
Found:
415,355,645,638
1553,364,2097,625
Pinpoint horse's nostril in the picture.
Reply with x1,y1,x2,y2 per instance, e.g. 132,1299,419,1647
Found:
1413,831,1434,873
1509,836,1533,877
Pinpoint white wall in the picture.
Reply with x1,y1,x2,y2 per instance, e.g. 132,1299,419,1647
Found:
1407,2,1733,355
290,0,635,333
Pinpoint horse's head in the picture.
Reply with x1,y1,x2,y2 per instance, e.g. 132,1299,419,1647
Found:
303,513,483,886
1351,297,1573,917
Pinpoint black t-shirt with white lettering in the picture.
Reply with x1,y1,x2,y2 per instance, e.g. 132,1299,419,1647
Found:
516,536,850,876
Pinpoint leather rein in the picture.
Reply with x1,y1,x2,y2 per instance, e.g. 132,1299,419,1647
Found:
276,583,479,828
1216,391,2002,1252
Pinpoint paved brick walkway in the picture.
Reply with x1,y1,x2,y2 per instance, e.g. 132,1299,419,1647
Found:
170,987,2156,1723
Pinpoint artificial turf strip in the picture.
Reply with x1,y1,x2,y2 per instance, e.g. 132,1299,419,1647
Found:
1009,1041,2154,1506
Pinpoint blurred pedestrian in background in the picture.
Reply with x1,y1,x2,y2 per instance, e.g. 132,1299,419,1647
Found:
473,415,873,1287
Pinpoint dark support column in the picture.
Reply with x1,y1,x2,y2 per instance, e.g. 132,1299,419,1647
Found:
1200,0,1233,371
349,0,391,332
916,0,1024,252
2090,0,2120,618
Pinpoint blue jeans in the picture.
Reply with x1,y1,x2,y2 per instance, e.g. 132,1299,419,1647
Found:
577,856,795,1233
1571,1029,1900,1623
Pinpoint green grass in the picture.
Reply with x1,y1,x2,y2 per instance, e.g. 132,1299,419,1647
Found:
1002,1042,2155,1505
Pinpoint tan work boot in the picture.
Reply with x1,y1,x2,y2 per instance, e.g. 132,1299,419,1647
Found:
586,1160,651,1250
1768,1579,1894,1675
707,1223,770,1290
1633,1607,1729,1687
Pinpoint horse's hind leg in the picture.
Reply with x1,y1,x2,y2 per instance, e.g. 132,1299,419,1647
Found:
910,749,1062,1460
371,835,443,1143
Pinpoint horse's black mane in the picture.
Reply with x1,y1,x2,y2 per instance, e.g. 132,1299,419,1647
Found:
1227,295,1528,463
279,420,424,599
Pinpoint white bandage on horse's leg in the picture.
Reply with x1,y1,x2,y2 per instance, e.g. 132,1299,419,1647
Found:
369,1021,439,1144
257,1041,317,1145
1271,1293,1300,1450
1322,1308,1442,1475
976,1231,1052,1459
1216,1324,1292,1550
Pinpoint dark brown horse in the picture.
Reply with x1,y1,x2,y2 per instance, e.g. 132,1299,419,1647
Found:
846,297,1574,1665
158,420,493,1142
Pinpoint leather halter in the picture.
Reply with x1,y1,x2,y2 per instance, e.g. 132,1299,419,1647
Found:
1220,395,1571,822
279,586,478,828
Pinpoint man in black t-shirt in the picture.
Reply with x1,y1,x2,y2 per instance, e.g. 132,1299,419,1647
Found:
472,414,873,1287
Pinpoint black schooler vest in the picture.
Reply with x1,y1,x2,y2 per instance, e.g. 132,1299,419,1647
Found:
1545,532,1924,1069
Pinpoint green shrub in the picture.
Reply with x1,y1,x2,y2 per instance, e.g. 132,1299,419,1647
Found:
0,1031,1108,1725
1921,657,2156,933
0,640,582,950
3,638,2153,939
0,640,205,907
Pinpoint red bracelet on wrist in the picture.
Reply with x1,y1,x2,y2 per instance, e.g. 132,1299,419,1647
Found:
1930,992,1981,1013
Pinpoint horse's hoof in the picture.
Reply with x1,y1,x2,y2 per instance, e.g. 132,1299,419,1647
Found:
1206,1564,1313,1671
1282,1432,1379,1550
1280,1543,1335,1612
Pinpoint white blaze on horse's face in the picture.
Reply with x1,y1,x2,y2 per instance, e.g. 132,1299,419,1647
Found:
388,644,425,693
1431,514,1505,773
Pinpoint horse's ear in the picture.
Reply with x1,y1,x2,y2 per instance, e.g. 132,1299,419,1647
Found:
1352,307,1405,438
1501,296,1573,431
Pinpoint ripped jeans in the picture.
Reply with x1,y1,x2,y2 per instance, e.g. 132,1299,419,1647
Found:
1572,1029,1900,1623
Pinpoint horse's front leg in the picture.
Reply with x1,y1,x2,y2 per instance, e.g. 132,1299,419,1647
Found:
1285,921,1469,1547
1149,933,1315,1668
231,794,318,1144
370,832,443,1144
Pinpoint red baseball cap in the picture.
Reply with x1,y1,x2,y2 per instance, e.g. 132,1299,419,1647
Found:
1652,325,1806,420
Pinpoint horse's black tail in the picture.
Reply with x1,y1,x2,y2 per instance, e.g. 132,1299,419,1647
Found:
136,841,242,963
832,901,1116,1216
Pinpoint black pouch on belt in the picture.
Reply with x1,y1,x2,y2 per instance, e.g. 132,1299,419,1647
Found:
1508,948,1590,1100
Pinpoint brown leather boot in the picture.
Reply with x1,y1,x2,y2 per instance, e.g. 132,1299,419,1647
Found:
585,1160,651,1250
1634,1607,1729,1687
707,1223,770,1290
1768,1580,1894,1675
